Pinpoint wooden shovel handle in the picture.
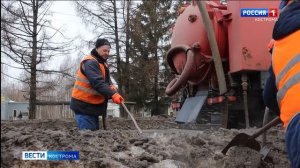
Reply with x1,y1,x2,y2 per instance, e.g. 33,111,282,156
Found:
102,116,107,130
252,116,281,139
121,102,143,134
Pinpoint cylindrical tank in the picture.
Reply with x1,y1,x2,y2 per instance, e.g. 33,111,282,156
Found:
170,3,227,56
166,2,228,95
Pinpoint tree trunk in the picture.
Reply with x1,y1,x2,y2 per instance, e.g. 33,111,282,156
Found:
113,0,121,93
153,4,159,116
124,0,131,98
29,0,38,119
113,0,125,117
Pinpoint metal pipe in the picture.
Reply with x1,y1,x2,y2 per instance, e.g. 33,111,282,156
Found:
262,107,270,146
165,47,195,96
222,99,229,128
241,73,250,128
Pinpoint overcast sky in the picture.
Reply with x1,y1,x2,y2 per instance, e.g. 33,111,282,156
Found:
2,1,95,83
50,1,94,43
2,1,122,87
49,1,95,62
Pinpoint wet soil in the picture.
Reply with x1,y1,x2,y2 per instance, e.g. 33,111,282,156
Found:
1,117,290,168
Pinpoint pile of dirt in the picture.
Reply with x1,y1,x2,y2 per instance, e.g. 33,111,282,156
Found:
1,117,290,168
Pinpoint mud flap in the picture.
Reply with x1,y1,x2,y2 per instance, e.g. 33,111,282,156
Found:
175,91,208,123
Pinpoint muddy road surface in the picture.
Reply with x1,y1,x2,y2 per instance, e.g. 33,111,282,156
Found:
1,117,289,168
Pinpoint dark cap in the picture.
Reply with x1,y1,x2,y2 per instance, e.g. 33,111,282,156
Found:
95,38,111,48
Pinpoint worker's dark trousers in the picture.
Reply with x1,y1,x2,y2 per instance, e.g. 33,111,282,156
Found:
75,113,100,131
285,113,300,168
263,65,280,115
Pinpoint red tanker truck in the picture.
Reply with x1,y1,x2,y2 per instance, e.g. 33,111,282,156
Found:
165,0,279,128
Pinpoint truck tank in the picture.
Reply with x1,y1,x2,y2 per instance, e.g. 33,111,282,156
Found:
165,0,279,128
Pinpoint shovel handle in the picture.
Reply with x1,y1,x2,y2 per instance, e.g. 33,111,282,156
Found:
251,116,281,139
121,102,143,134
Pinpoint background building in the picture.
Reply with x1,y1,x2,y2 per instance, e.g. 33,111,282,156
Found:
1,94,29,120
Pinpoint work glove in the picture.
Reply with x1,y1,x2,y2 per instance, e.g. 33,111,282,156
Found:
110,85,117,91
112,93,124,104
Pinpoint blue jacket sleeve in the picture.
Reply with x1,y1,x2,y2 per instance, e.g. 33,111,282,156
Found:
82,60,116,98
263,65,280,115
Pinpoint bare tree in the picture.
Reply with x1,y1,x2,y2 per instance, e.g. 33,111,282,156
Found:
1,0,72,119
122,0,134,100
75,0,124,94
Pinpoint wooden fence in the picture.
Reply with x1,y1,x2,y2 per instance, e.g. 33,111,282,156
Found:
36,102,74,119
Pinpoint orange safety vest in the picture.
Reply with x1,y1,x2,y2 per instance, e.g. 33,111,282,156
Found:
72,55,107,104
272,30,300,128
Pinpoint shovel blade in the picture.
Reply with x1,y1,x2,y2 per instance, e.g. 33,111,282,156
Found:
222,133,261,155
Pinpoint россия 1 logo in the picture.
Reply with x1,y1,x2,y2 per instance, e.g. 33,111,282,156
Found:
241,8,278,17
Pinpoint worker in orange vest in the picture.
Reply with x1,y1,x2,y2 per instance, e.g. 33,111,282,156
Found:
263,1,300,167
71,38,124,131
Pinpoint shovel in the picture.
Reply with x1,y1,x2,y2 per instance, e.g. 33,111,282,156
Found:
221,116,281,155
121,102,143,134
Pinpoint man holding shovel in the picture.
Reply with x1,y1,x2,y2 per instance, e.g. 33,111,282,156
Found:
263,0,300,167
71,38,124,131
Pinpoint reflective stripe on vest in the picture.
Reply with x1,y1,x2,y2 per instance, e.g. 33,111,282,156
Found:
72,55,107,104
275,54,300,86
76,76,90,84
277,73,300,103
272,30,300,127
73,84,101,96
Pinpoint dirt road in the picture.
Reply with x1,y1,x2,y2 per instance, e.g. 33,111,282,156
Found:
1,117,289,168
